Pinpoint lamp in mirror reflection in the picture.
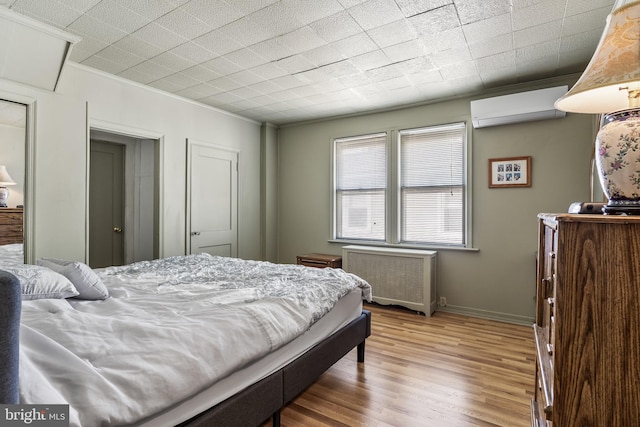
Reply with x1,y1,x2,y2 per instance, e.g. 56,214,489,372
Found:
0,165,16,208
555,0,640,214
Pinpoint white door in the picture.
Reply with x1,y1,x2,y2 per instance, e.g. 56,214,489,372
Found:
188,142,238,257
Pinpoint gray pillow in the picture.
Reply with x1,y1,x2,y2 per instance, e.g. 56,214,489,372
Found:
37,258,109,300
0,263,79,300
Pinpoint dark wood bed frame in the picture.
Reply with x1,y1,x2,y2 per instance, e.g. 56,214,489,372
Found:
0,271,371,427
179,310,371,427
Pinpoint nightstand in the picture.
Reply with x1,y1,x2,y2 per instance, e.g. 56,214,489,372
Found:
296,253,342,269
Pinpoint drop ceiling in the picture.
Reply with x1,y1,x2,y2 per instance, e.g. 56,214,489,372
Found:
0,0,615,125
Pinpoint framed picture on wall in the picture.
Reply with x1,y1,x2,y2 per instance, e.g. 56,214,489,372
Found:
488,156,531,188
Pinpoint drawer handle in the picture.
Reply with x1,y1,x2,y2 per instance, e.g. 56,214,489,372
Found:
547,297,555,307
547,343,554,355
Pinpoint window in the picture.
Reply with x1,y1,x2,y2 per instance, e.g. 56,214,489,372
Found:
334,133,386,241
399,123,466,246
333,122,467,247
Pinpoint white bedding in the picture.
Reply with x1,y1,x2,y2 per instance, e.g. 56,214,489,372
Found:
19,253,371,426
0,243,23,264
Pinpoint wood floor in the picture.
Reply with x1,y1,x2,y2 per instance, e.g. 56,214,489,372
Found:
267,303,536,427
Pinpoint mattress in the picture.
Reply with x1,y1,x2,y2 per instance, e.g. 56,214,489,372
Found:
137,288,363,426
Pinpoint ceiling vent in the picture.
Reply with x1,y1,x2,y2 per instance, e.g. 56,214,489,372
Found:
470,86,568,129
0,7,80,91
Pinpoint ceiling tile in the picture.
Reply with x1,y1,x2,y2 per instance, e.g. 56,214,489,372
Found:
273,55,316,74
513,20,561,49
132,22,189,51
86,0,150,33
218,17,273,47
512,0,566,31
227,69,265,86
383,39,427,63
367,19,418,48
94,45,145,69
151,51,197,71
68,14,128,44
193,30,244,56
410,4,461,37
347,0,405,31
11,0,84,28
301,44,346,67
115,0,178,21
169,42,218,63
453,0,513,25
126,59,178,81
420,27,466,52
469,34,514,59
565,0,614,16
248,1,306,38
439,61,478,80
395,0,453,18
113,35,165,59
154,7,211,39
331,33,378,57
277,26,327,55
180,65,222,83
69,35,110,62
285,0,344,24
224,48,269,69
180,0,245,29
561,7,610,37
309,10,362,43
462,13,512,42
82,54,129,74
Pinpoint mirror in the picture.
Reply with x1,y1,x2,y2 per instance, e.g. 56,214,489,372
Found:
0,98,27,263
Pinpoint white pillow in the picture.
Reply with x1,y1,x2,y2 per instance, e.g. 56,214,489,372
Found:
37,258,109,300
0,263,79,300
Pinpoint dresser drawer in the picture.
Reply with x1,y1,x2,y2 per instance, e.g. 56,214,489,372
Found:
0,208,23,245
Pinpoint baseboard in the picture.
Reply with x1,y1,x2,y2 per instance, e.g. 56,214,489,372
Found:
436,304,534,326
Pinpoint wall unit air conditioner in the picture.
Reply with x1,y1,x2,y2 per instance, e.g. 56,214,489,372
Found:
470,86,568,129
342,245,437,315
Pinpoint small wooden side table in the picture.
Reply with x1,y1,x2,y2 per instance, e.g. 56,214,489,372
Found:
296,253,342,269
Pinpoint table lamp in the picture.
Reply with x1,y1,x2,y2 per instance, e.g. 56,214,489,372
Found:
555,0,640,214
0,165,16,208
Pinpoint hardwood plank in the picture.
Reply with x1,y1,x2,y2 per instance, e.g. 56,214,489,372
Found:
266,303,536,427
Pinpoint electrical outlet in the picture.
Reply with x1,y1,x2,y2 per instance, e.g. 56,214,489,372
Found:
439,296,447,307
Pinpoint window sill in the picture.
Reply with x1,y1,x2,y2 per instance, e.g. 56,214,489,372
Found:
328,239,479,252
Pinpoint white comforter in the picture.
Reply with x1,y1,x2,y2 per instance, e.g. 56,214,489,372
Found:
19,253,371,426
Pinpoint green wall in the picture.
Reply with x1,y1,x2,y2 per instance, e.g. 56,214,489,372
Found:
276,76,596,323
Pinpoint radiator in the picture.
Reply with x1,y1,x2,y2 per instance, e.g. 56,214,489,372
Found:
342,245,437,315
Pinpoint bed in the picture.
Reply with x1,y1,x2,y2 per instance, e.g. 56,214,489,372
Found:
0,249,372,426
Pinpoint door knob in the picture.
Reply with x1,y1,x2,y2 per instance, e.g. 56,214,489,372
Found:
191,231,201,236
113,227,122,233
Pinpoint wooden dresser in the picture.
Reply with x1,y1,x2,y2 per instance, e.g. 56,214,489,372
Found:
0,208,23,245
532,213,640,426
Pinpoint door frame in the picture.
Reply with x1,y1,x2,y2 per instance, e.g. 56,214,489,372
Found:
87,119,164,262
0,91,35,264
185,138,239,256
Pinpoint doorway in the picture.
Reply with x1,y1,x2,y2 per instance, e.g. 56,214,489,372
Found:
89,129,159,267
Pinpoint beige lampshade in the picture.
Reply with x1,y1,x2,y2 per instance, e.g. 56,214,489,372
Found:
555,0,640,113
0,165,16,186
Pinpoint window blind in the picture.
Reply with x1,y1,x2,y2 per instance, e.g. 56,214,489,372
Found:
335,133,387,240
400,123,465,245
